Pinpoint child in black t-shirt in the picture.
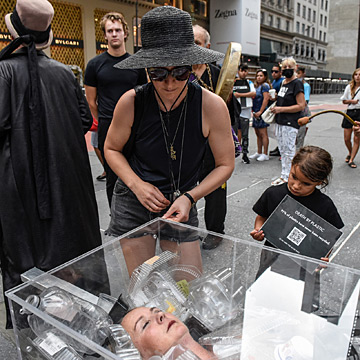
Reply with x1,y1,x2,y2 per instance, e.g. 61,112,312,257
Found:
251,145,344,254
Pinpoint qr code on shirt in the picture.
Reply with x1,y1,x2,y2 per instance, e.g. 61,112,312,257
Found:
287,227,306,246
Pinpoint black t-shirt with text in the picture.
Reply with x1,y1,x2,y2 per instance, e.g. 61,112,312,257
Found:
275,78,304,129
253,183,344,248
84,52,147,119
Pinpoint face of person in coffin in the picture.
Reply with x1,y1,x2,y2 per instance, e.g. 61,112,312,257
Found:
121,307,189,359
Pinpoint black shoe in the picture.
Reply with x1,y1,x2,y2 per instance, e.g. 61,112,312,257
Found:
96,173,106,181
202,234,223,250
269,147,280,156
242,153,250,164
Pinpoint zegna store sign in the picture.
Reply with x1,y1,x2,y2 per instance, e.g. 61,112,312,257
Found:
0,32,83,49
209,0,260,58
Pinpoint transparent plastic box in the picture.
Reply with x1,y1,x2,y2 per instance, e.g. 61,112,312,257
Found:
6,218,360,360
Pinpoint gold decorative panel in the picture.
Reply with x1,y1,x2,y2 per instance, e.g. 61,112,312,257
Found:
94,8,110,55
50,1,85,71
0,0,16,51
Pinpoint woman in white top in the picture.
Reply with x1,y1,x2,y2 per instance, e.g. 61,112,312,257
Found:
340,68,360,168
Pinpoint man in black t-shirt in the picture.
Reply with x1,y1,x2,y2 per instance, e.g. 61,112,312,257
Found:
84,12,147,207
191,25,228,250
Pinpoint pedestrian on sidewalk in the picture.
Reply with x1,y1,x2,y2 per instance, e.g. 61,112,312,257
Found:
233,64,256,164
84,12,147,207
249,69,271,162
270,57,305,186
296,66,311,150
269,63,284,157
340,68,360,169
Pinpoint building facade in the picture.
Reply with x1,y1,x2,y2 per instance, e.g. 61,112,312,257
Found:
326,0,360,75
293,0,329,70
260,0,294,63
260,0,330,70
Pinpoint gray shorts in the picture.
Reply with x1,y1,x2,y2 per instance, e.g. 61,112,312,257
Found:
107,178,200,242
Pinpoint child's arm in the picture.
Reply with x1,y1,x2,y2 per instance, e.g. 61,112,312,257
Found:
250,215,267,241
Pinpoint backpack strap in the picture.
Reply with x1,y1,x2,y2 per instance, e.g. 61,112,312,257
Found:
122,84,146,160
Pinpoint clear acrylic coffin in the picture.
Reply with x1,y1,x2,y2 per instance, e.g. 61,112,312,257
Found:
6,218,360,360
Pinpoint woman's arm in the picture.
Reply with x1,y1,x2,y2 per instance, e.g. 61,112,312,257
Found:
234,91,256,98
105,90,170,212
163,89,234,222
343,99,359,105
254,89,270,118
271,91,305,114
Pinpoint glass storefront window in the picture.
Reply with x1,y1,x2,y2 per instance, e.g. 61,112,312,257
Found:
183,0,208,17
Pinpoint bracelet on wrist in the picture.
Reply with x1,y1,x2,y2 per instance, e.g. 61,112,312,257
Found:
183,192,195,207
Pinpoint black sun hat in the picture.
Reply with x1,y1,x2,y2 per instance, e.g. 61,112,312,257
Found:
115,6,224,69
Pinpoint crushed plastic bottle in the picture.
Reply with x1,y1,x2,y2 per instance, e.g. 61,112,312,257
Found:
185,267,244,332
32,332,83,360
20,286,113,355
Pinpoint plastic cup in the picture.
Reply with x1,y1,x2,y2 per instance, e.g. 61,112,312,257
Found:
269,89,276,99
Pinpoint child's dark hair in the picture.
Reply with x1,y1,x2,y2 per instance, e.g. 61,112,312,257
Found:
292,146,332,188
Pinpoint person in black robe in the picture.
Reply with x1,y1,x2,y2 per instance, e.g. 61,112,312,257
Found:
0,0,104,327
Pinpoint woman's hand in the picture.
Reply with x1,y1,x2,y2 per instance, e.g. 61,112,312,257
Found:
133,182,170,213
250,228,265,241
162,195,192,222
254,111,261,119
271,106,282,114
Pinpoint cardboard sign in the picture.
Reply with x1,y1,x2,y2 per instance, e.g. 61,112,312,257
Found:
261,195,342,260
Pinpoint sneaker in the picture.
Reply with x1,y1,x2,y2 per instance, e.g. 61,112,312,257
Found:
271,177,285,186
269,147,280,156
249,152,260,159
242,153,250,164
257,154,269,161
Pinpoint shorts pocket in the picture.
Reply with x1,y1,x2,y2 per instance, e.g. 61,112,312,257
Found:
113,179,129,196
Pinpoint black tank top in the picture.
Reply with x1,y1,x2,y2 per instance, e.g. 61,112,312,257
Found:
129,82,206,193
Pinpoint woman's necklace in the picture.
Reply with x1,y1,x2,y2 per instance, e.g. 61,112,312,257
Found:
153,81,189,201
159,95,188,161
192,64,214,92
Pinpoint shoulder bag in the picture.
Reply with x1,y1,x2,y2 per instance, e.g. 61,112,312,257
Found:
262,101,276,124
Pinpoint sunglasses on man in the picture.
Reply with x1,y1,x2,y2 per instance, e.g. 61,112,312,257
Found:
147,66,192,82
272,70,280,73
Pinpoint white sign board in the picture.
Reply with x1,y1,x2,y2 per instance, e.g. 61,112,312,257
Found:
209,0,260,57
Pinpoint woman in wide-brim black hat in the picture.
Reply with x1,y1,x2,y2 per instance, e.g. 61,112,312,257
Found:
104,6,234,276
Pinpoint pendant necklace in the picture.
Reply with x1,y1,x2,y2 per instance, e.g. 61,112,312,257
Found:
153,81,189,201
158,94,188,200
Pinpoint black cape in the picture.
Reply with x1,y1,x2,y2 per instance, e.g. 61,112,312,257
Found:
0,49,102,324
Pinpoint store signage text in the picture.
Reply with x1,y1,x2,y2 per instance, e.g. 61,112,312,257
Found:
245,8,258,20
96,42,108,51
0,32,12,42
52,37,83,48
214,9,237,19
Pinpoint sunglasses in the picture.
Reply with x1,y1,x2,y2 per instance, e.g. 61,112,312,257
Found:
272,70,280,73
147,66,192,82
257,69,267,75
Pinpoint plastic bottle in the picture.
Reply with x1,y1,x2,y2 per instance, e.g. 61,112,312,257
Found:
185,267,244,331
32,332,83,360
20,286,113,355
